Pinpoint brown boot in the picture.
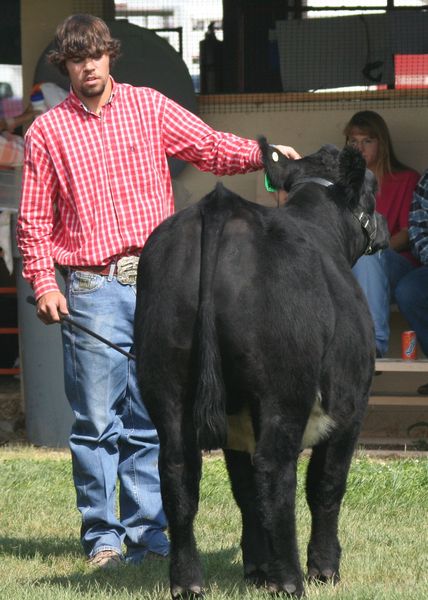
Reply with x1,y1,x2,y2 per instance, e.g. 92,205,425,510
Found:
87,549,123,569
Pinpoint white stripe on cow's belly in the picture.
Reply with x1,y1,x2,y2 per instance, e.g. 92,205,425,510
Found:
301,391,335,449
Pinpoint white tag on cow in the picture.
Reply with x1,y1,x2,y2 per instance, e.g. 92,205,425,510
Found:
272,151,279,162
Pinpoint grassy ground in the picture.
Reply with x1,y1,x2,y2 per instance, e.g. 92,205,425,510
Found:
0,446,427,600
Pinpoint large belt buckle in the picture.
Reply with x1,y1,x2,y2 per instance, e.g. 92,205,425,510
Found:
116,256,139,285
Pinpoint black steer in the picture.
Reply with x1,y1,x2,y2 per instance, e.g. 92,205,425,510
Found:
134,139,389,598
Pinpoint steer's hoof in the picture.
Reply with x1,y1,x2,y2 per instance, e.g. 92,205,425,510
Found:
244,567,268,587
171,584,205,599
307,567,340,585
266,581,304,597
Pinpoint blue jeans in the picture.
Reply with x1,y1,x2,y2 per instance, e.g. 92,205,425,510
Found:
61,270,169,561
352,252,390,356
387,260,428,357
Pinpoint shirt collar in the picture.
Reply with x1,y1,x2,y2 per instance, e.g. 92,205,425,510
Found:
68,76,118,113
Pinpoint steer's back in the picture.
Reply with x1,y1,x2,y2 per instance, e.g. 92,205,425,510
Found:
135,187,374,447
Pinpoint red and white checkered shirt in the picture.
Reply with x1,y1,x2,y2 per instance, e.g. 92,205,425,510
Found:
17,79,263,299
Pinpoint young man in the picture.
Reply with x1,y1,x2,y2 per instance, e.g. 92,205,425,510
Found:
17,14,299,568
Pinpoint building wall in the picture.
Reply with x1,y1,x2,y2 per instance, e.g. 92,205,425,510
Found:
21,0,74,103
177,104,428,209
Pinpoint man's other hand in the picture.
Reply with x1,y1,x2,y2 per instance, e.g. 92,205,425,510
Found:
36,291,69,324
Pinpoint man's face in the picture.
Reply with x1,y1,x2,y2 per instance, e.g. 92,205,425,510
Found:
65,53,110,100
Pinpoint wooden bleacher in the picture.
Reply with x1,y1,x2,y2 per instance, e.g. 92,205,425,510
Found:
374,358,428,373
361,311,428,449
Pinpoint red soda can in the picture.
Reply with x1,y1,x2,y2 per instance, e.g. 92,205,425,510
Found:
402,330,417,360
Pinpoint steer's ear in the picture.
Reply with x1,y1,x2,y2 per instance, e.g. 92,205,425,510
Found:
336,146,367,209
258,136,297,191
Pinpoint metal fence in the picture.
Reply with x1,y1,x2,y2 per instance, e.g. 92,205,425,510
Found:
73,1,428,111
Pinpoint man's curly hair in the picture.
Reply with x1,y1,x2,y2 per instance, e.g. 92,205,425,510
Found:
48,14,121,75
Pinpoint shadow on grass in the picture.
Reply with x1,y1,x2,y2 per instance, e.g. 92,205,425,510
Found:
0,536,82,559
1,539,248,596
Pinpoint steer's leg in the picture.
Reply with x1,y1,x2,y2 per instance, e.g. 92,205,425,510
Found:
305,424,360,584
253,420,305,598
153,401,204,599
223,448,270,586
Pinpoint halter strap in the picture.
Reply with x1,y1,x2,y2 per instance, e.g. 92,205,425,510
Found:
290,177,334,189
289,176,377,255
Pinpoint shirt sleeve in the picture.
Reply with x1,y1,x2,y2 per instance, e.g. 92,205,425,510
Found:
16,125,60,299
409,171,428,265
398,170,420,230
155,91,263,175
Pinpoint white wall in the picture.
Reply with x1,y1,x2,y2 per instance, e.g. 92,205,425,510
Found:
176,104,428,210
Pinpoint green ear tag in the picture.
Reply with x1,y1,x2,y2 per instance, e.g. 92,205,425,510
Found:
264,172,277,192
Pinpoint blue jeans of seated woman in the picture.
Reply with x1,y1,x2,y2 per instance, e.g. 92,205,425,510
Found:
384,252,428,357
352,252,390,356
61,270,169,561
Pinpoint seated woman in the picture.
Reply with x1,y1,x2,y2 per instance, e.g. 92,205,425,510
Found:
343,110,420,357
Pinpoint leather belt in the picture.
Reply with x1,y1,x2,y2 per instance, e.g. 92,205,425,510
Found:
63,255,140,285
68,263,118,276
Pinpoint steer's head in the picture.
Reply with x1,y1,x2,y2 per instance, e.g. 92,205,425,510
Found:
259,136,389,257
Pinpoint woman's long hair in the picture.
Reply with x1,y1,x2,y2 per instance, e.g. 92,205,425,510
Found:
343,110,409,182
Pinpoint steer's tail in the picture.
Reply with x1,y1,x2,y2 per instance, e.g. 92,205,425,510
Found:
193,184,230,451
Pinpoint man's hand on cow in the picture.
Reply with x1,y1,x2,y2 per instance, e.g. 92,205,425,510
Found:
273,145,301,160
36,291,69,325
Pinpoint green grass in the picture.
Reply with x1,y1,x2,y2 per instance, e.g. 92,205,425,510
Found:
0,447,427,599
